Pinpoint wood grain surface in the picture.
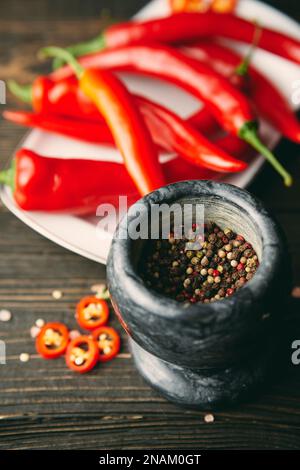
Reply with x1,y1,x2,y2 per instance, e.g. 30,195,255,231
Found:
0,0,300,450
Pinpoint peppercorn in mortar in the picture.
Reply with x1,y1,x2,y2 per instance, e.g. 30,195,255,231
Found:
141,222,259,304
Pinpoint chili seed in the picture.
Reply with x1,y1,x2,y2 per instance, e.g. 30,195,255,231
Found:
52,290,63,300
35,318,45,328
204,413,215,424
20,353,30,363
0,309,12,322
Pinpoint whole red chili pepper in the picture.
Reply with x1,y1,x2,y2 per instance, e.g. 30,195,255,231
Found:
51,44,292,186
3,107,246,173
136,94,246,172
182,41,300,143
0,149,215,214
9,74,218,136
3,110,115,144
7,76,243,172
49,48,165,196
8,76,101,123
52,12,300,67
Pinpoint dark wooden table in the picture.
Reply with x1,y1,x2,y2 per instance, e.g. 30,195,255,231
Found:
0,0,300,450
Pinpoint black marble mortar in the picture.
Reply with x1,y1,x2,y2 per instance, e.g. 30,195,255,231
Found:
107,180,291,409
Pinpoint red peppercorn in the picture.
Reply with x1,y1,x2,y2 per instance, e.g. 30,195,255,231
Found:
237,263,244,271
236,235,245,242
213,270,219,277
226,288,234,296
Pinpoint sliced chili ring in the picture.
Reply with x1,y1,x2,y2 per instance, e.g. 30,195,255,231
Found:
65,335,99,373
36,322,69,359
92,326,121,362
76,296,109,330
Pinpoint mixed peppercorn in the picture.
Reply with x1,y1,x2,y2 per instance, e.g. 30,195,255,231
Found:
141,222,259,304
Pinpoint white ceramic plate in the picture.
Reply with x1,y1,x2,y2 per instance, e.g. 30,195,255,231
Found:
1,0,299,264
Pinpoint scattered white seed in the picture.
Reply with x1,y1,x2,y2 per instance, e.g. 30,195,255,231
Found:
0,309,12,322
262,313,271,321
231,260,238,268
91,283,106,294
204,413,215,424
292,286,300,298
69,330,81,340
19,353,30,363
35,318,45,328
103,347,112,355
52,290,63,300
30,326,41,339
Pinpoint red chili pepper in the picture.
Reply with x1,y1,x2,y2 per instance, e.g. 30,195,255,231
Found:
9,75,220,136
8,76,106,123
182,41,300,143
0,149,216,214
57,12,300,66
50,44,292,185
7,68,246,173
36,322,69,359
137,94,246,172
76,296,109,331
188,107,219,135
3,110,115,144
45,48,166,197
3,106,246,174
92,326,121,362
65,335,99,373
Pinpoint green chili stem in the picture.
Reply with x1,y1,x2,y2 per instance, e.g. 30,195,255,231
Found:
0,161,15,192
39,47,84,79
8,80,32,104
53,34,106,70
235,21,262,76
239,122,292,187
